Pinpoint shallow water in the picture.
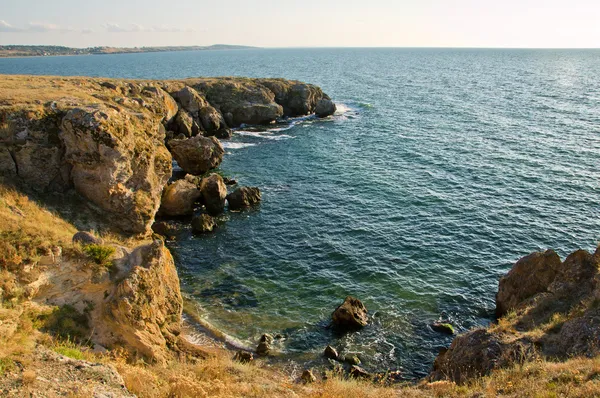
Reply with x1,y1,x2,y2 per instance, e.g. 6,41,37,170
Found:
2,48,599,378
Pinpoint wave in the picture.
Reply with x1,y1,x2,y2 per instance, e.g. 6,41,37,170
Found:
221,142,256,149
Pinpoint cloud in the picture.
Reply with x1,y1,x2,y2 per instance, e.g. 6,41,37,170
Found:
103,23,195,33
0,20,86,33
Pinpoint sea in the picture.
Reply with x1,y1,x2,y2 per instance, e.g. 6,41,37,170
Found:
1,48,598,378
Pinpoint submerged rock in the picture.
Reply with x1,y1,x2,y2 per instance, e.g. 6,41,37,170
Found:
431,322,455,335
168,135,224,175
191,214,216,234
331,296,368,330
200,174,227,216
226,186,261,211
256,333,274,357
158,175,202,217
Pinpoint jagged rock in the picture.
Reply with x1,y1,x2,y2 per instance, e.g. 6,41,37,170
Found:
301,369,317,383
226,187,261,211
431,322,455,335
61,105,172,235
140,85,179,125
233,351,254,363
496,249,562,318
72,231,103,245
158,176,202,217
172,86,209,114
315,97,337,117
199,106,225,132
200,174,227,216
257,79,325,117
349,365,371,379
343,354,361,366
331,296,368,330
223,177,238,186
191,214,216,234
169,135,224,175
0,146,17,177
256,333,274,356
172,109,201,137
323,345,339,360
152,221,179,238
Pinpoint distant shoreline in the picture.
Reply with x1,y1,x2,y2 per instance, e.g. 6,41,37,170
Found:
0,44,257,58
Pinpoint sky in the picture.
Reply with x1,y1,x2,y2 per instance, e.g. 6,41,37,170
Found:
0,0,599,48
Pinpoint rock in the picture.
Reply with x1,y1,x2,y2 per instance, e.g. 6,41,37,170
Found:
200,174,227,216
100,81,118,90
72,231,103,245
343,355,361,366
61,105,172,235
301,369,317,384
191,214,216,234
331,296,368,330
496,250,562,318
223,177,238,186
315,97,336,117
158,176,202,217
233,351,253,363
172,86,209,114
169,135,224,175
256,333,274,357
431,322,455,335
0,146,17,177
151,221,179,238
140,85,178,125
199,106,225,132
213,129,232,140
323,345,339,360
349,365,371,379
226,187,261,211
172,109,201,137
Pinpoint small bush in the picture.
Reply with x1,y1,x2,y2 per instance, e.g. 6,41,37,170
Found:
34,305,90,342
83,244,115,268
0,357,15,376
53,344,85,360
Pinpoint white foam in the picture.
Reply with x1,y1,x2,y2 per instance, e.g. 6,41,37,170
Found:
221,142,256,149
235,130,294,140
335,103,351,115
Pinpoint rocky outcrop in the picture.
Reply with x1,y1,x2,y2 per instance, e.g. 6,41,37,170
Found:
200,174,227,216
158,175,202,216
168,135,224,176
191,214,216,234
431,246,600,384
256,333,274,357
331,296,369,330
226,186,261,211
72,231,104,245
315,96,337,118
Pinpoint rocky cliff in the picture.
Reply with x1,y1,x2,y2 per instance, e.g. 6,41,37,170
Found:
0,74,336,235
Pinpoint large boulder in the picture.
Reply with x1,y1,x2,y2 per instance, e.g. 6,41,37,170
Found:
331,296,368,330
191,214,216,234
200,174,227,216
168,135,224,175
61,105,172,235
257,79,328,116
172,86,209,114
496,250,562,318
158,175,202,216
226,186,261,211
172,109,201,137
315,97,337,118
140,85,179,125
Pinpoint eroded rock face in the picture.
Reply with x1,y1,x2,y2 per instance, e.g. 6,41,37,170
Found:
169,135,224,175
158,175,202,217
331,296,368,330
61,105,172,235
200,174,227,216
226,186,261,211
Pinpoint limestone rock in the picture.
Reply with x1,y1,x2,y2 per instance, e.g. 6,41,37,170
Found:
324,345,339,360
140,85,179,125
61,105,172,235
226,187,261,211
151,221,179,239
172,86,209,114
331,296,368,330
72,231,104,245
0,145,17,177
315,97,337,117
349,365,371,379
158,176,202,217
301,369,317,383
191,214,216,234
200,174,227,216
496,250,562,317
172,109,201,137
256,333,274,357
169,135,224,175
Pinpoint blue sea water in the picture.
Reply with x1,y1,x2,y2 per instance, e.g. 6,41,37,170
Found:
2,48,599,378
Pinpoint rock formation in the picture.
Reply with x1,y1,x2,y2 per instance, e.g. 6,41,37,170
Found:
191,214,216,234
226,187,261,211
200,173,227,216
331,296,369,330
158,175,202,216
168,135,225,176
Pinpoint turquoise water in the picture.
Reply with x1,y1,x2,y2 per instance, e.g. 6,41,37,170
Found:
2,48,599,377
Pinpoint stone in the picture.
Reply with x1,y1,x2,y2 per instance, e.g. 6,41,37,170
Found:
158,176,202,217
323,345,339,360
301,369,317,384
173,109,201,137
315,97,337,117
331,296,368,330
72,231,103,245
199,174,227,216
168,135,224,176
343,355,361,366
151,221,179,238
199,106,225,132
233,350,254,363
431,322,455,335
223,177,237,186
191,214,216,234
256,333,274,357
349,365,371,379
496,250,562,318
226,187,261,211
172,86,209,114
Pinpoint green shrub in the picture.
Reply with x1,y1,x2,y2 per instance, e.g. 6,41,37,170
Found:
0,358,15,376
35,304,90,342
83,244,115,268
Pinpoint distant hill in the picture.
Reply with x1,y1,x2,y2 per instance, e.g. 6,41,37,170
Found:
0,44,257,58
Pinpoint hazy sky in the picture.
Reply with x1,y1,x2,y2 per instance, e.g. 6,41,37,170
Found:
1,0,599,48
